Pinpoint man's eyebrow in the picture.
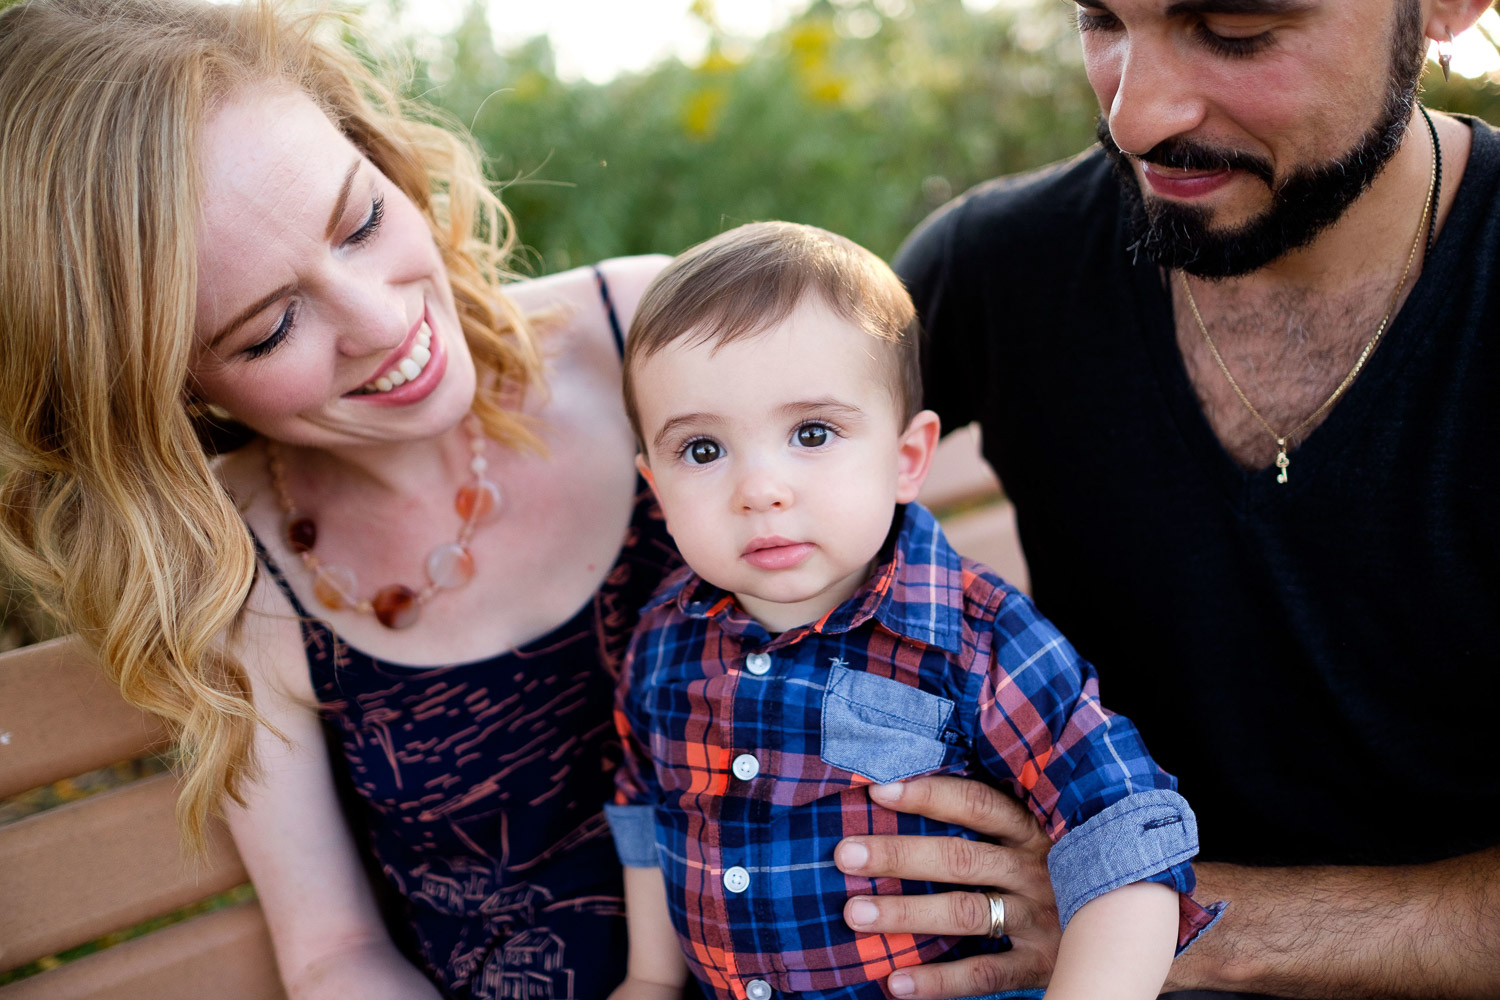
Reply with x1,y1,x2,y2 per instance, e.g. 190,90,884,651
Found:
325,157,361,240
1165,0,1311,15
651,413,723,453
208,281,295,352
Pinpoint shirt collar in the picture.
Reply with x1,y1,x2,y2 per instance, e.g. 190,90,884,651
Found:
665,503,966,655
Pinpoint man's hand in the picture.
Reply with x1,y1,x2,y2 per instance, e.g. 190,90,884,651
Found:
835,775,1060,998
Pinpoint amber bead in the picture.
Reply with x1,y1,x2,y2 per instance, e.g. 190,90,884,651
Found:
426,543,475,590
312,564,356,610
372,584,420,629
286,517,317,554
455,479,502,525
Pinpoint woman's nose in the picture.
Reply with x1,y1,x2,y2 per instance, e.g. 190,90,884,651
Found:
330,269,412,357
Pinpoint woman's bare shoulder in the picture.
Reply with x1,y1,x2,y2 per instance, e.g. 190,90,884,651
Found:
505,255,670,357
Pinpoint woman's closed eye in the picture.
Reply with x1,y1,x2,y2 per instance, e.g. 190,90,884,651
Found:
345,193,385,247
245,302,297,360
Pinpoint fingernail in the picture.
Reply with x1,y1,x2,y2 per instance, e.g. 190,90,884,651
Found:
848,898,879,927
838,840,869,870
889,972,915,996
870,782,903,803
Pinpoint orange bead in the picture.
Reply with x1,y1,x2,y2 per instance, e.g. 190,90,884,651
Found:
455,479,502,525
373,584,420,629
313,564,357,611
426,543,475,589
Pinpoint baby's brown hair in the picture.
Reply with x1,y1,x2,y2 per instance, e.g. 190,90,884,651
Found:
623,221,921,445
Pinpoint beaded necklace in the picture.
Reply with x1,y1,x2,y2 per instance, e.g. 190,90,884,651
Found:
266,414,500,628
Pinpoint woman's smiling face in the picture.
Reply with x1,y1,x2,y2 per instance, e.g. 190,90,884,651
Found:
190,87,476,448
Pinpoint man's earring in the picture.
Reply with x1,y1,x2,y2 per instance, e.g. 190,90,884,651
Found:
1439,27,1455,82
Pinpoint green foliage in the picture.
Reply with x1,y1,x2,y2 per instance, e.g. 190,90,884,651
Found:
413,0,1100,269
407,0,1500,273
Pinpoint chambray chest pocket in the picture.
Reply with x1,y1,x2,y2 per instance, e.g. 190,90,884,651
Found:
820,666,955,783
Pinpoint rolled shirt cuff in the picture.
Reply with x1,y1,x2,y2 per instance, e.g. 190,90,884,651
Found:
1047,788,1200,930
604,803,660,868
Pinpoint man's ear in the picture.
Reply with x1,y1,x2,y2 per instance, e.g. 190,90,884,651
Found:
895,410,941,504
1426,0,1492,42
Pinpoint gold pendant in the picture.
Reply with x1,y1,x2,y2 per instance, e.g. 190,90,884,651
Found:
1275,439,1290,484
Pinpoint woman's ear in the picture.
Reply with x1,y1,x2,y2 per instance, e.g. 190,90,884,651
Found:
895,410,942,504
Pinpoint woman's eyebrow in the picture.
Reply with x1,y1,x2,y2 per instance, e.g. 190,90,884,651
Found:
324,157,361,240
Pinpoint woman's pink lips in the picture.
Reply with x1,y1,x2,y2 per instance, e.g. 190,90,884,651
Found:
1140,162,1236,199
742,539,814,571
348,307,447,407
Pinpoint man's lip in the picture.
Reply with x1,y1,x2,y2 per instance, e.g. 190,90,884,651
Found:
1139,162,1236,199
351,308,426,393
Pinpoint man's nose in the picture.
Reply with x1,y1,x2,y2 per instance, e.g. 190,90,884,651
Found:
1101,38,1208,158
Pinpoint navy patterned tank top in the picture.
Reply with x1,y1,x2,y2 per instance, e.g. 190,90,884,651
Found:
252,273,680,1000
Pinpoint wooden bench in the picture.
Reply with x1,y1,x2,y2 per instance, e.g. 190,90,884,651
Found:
0,425,1019,998
0,636,287,999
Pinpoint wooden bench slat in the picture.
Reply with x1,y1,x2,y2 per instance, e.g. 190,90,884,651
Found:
0,772,248,969
939,501,1029,594
0,636,168,799
0,899,285,1000
919,423,1002,515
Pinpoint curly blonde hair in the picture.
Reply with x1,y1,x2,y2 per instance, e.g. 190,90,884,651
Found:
0,0,543,852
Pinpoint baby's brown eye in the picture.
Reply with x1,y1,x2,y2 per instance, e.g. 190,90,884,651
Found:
687,440,722,465
796,424,830,447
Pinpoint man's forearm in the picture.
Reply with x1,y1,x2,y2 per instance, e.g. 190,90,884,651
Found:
1169,848,1500,998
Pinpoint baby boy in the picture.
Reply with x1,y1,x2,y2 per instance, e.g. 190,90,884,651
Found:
605,222,1219,1000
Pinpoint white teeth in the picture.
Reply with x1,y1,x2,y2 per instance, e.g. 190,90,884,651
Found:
355,321,434,395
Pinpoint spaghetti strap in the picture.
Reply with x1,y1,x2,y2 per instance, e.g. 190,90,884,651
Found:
593,264,626,359
247,526,315,620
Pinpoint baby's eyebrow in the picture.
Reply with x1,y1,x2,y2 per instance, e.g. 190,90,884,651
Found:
778,399,864,420
650,412,723,453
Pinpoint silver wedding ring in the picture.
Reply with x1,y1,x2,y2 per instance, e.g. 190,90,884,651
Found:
983,889,1007,938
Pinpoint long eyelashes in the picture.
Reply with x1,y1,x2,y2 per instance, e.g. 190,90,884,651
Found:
246,302,296,360
346,194,385,247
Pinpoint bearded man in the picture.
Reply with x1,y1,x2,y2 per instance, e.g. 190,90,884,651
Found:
830,0,1500,997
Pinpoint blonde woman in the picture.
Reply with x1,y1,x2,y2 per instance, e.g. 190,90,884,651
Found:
0,1,675,996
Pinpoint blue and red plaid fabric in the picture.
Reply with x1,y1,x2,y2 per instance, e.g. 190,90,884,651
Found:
610,503,1217,1000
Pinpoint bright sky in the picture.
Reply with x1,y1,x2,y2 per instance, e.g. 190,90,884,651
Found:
374,0,1499,84
381,0,1011,83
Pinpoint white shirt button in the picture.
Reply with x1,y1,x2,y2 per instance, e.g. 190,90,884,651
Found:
745,979,773,1000
732,753,760,781
745,652,772,675
723,865,751,893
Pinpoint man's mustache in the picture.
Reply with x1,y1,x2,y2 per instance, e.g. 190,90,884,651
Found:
1095,118,1276,188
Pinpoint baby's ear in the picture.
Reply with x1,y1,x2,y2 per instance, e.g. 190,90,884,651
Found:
895,410,941,504
635,452,657,491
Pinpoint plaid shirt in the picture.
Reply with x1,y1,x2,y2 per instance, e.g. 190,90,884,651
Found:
608,503,1219,1000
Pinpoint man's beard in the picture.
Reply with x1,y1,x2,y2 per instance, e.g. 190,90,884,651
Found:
1100,0,1428,279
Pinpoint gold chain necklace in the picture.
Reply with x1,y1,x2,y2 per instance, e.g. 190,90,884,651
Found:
1179,124,1436,485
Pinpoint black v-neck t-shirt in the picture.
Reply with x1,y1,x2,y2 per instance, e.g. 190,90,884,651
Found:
898,119,1500,868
